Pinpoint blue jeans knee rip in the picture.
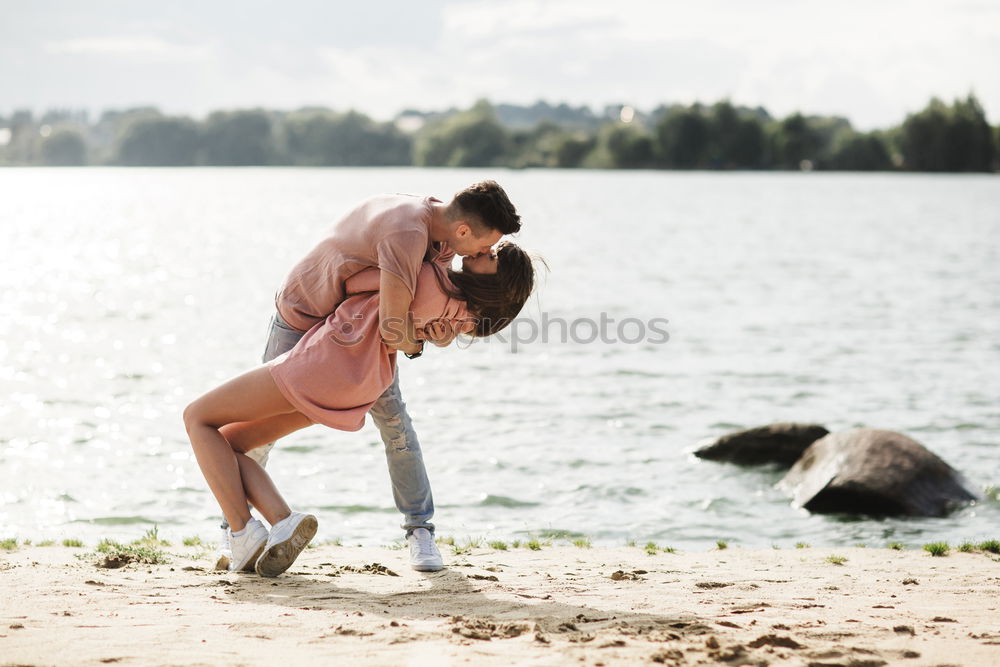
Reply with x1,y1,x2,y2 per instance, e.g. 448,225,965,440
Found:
384,416,410,451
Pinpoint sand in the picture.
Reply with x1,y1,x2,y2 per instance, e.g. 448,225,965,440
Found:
1,544,998,666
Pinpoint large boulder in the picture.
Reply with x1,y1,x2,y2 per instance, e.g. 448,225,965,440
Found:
693,423,830,467
777,428,979,517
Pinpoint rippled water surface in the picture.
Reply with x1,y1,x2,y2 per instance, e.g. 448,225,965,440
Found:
2,168,998,549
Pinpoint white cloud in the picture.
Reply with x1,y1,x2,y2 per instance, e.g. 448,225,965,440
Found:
431,0,1000,127
6,0,1000,127
442,0,613,36
42,36,216,62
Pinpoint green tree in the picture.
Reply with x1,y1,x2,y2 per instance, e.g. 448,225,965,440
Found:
772,113,826,169
414,100,508,167
995,125,1000,170
115,116,200,166
584,122,654,168
1,110,40,164
91,108,160,164
283,110,411,165
900,98,950,171
40,128,87,166
553,133,596,168
829,131,893,170
655,106,710,168
202,109,275,165
946,95,995,171
707,101,766,168
901,95,995,171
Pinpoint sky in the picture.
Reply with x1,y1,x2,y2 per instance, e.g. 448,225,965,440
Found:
3,0,999,130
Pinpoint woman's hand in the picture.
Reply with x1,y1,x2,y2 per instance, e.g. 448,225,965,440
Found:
422,319,458,347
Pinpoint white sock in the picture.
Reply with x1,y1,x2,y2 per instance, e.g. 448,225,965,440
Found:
230,524,249,537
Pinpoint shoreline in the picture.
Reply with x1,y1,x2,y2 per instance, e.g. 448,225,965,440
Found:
2,543,999,666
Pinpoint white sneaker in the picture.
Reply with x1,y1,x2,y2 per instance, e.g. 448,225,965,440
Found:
407,528,444,571
227,519,268,572
254,512,317,578
214,526,232,571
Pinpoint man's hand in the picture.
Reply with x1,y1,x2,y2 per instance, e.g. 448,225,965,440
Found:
422,319,458,347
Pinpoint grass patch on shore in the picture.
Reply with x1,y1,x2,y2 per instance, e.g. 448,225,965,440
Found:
716,540,729,550
449,541,471,555
132,526,170,547
944,539,1000,555
979,539,1000,554
448,537,484,555
572,538,591,549
38,539,57,547
536,529,585,540
1,538,19,550
62,539,83,547
182,536,204,547
795,542,810,549
488,540,508,551
826,555,848,565
88,539,169,567
887,542,905,550
923,541,949,557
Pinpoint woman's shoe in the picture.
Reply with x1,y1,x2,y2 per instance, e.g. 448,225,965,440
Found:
255,512,318,578
227,518,269,572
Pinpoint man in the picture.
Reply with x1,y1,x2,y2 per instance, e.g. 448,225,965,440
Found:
219,180,521,571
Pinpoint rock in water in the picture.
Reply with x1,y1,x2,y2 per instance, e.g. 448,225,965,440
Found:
778,428,979,517
693,423,830,467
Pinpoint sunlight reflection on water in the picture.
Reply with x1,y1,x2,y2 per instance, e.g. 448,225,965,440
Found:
1,168,998,549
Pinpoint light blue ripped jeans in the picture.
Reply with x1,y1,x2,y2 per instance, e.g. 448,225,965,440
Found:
245,312,435,534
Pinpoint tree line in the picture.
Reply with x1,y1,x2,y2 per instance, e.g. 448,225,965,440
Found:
1,95,996,172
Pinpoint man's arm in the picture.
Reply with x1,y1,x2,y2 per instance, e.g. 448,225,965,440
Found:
379,270,423,356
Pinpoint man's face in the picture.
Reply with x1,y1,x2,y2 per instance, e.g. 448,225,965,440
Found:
448,223,502,257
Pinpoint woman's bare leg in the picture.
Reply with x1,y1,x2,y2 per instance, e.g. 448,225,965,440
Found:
220,413,314,525
183,366,305,531
235,453,292,526
220,412,314,454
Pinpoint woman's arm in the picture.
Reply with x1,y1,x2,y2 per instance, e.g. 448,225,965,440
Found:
379,270,423,356
343,266,381,295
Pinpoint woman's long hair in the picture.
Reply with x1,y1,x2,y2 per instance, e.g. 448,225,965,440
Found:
436,241,535,337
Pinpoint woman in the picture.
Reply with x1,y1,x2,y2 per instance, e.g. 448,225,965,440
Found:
184,242,534,577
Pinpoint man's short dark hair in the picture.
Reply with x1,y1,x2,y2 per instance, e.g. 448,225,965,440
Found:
451,180,521,235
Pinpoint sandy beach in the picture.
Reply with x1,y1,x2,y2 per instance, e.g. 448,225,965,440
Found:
2,543,998,666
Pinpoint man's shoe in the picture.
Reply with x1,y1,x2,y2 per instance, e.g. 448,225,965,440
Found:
227,519,268,572
407,528,444,571
255,512,317,578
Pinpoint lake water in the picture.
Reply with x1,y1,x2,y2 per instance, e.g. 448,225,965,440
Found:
1,168,998,550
